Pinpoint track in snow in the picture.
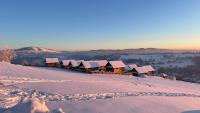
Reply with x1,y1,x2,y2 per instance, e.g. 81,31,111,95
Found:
1,84,200,109
7,86,200,101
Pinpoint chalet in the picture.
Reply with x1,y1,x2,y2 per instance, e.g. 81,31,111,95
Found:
128,64,138,70
79,61,99,73
45,58,60,67
132,65,155,76
105,61,126,74
61,60,74,68
125,64,138,72
92,60,108,71
143,65,155,75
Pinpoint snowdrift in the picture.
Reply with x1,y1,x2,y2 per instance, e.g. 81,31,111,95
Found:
2,97,65,113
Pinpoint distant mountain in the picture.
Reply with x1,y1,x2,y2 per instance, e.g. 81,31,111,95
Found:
14,46,199,56
81,48,198,55
15,47,60,53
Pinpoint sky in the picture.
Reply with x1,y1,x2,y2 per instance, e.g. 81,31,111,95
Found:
0,0,200,50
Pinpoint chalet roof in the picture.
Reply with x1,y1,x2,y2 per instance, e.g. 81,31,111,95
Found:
70,60,83,67
143,65,155,72
45,58,59,63
81,61,99,69
135,67,149,74
107,61,126,68
128,64,138,70
135,65,154,74
90,60,108,67
61,60,74,66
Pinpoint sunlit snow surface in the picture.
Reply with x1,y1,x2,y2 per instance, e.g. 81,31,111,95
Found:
0,62,200,113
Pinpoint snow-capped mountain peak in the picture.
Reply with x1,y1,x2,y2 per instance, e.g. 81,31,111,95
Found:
15,47,60,53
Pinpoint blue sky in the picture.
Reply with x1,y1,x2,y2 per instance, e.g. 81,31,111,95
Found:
0,0,200,50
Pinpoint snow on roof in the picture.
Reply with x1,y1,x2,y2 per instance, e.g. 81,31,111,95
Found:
79,60,108,69
45,58,59,63
135,67,149,74
135,65,154,74
70,60,84,67
81,61,99,69
108,61,126,68
128,64,138,70
61,60,74,66
143,65,155,72
90,60,108,67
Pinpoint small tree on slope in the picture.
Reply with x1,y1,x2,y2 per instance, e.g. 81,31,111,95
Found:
0,49,16,63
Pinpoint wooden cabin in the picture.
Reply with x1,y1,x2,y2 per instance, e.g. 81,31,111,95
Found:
79,61,99,73
128,64,138,70
143,65,155,75
132,65,155,76
105,61,126,74
92,60,108,71
61,60,74,68
125,64,138,72
45,58,60,67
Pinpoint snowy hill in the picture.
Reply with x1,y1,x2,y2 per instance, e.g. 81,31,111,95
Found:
15,47,60,53
0,62,200,113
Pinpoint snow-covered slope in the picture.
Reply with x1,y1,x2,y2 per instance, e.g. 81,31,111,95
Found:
0,62,200,113
15,47,60,53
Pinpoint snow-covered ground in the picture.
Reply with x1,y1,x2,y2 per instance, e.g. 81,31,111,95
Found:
0,62,200,113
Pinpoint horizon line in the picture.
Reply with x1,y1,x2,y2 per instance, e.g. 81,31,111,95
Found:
10,46,200,52
1,45,200,52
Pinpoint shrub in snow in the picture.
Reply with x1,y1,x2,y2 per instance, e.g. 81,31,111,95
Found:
0,49,16,63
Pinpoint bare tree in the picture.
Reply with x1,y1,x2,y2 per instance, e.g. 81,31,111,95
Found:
0,49,16,63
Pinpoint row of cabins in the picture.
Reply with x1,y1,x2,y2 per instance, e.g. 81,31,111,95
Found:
45,58,155,76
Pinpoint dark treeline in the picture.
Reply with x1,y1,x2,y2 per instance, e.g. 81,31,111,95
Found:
157,56,200,83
